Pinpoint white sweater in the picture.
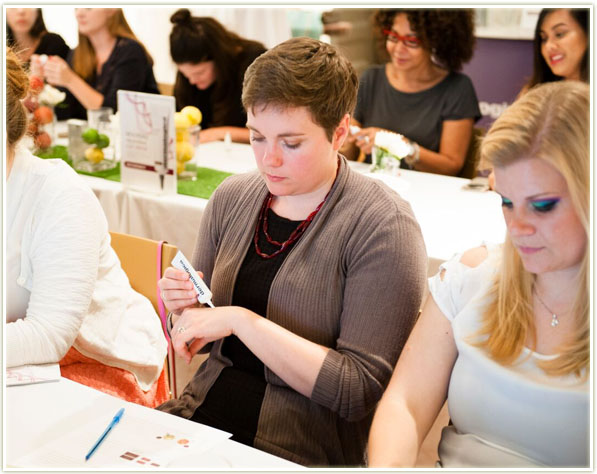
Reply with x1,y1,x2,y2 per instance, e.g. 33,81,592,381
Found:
6,145,167,390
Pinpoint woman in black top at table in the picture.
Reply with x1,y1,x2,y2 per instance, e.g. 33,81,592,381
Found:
37,8,159,120
343,9,480,176
169,8,266,144
6,8,70,66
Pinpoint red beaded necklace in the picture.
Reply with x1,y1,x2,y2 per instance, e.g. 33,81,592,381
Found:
254,162,339,259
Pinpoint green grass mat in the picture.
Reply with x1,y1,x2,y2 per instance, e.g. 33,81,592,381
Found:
178,164,232,199
34,145,72,166
34,146,232,198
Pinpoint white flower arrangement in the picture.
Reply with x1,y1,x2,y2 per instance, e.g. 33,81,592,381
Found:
38,84,66,107
371,130,415,174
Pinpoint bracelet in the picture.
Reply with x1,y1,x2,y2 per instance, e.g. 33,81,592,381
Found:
404,142,420,169
166,312,174,339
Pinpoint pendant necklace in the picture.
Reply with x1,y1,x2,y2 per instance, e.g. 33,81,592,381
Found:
534,288,559,328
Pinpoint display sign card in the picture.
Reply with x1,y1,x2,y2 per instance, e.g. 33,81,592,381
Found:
118,90,176,194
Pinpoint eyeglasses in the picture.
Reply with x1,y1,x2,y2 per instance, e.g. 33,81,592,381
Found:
383,29,421,48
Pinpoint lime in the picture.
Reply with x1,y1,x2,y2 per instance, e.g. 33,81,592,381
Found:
96,133,110,149
82,128,99,144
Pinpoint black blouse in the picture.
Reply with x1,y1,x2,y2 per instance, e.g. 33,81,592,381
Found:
35,32,70,61
190,207,302,447
57,37,159,120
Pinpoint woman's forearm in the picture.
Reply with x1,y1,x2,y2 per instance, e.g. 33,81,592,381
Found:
412,145,465,176
199,126,251,144
65,73,104,111
233,308,329,397
368,395,421,467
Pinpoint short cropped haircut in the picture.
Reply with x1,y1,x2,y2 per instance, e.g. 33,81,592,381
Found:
242,37,358,142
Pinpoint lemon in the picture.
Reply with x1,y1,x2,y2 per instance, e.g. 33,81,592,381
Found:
174,112,191,130
85,146,104,164
176,128,189,143
176,140,195,162
181,106,202,126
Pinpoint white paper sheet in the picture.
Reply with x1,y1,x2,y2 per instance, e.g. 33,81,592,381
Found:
6,363,61,386
12,403,231,469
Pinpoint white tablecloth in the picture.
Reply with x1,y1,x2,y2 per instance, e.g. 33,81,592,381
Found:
81,141,506,275
6,377,302,469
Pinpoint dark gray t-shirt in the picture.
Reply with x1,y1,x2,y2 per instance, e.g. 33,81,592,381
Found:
354,66,481,164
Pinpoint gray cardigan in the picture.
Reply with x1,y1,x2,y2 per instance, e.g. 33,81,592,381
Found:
158,156,427,466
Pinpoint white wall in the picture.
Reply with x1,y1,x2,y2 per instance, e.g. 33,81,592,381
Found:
41,7,292,85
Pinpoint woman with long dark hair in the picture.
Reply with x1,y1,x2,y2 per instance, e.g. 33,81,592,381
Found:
6,8,69,65
169,9,266,144
525,8,588,90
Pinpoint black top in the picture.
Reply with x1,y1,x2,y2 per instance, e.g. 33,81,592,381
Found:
190,207,302,446
7,32,70,70
57,36,159,120
174,42,266,128
354,66,481,166
35,32,70,60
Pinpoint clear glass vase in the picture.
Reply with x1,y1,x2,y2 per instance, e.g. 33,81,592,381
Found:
75,107,117,173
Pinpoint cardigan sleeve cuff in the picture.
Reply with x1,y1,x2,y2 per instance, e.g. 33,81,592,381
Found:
311,349,346,408
166,312,173,339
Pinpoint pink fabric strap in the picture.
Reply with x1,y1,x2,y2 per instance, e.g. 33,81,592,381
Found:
156,241,170,341
157,240,177,398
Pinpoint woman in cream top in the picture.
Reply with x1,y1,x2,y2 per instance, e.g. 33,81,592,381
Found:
6,47,167,405
368,81,589,468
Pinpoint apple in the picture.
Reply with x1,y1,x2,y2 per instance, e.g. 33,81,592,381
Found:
35,131,52,149
34,106,54,125
23,96,39,113
27,121,39,136
29,76,44,94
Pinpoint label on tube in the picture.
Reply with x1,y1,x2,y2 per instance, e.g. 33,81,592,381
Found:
171,250,214,307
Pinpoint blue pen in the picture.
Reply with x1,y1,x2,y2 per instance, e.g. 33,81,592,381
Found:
85,407,125,461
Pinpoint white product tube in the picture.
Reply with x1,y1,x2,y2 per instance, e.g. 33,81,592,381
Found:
171,250,215,308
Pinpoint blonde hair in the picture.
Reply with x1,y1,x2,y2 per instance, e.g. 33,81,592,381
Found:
72,9,153,81
478,81,589,378
6,47,29,147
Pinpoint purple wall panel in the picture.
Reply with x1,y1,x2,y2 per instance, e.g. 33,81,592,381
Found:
463,37,534,130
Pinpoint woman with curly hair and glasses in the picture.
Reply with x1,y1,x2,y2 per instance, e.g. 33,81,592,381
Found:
344,9,481,176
